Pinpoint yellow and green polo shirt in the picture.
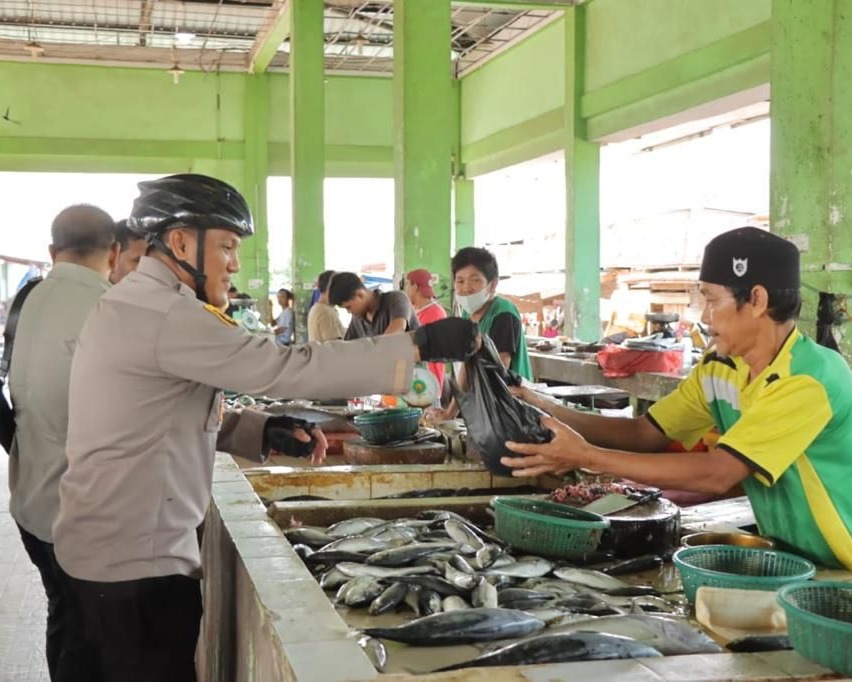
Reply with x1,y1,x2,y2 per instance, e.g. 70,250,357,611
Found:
647,328,852,569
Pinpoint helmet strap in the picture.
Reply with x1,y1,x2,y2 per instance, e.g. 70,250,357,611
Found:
150,234,208,303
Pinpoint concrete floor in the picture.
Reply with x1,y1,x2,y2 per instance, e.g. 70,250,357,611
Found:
0,451,50,681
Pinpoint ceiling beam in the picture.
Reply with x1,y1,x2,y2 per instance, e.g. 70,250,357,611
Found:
248,0,292,74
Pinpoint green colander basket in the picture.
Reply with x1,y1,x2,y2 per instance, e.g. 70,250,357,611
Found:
778,581,852,675
672,546,816,603
491,496,610,559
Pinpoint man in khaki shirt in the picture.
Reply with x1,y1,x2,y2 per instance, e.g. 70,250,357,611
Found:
307,269,345,341
8,204,119,680
53,174,478,682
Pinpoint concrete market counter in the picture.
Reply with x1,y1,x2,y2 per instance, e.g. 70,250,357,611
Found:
197,454,840,682
530,351,685,404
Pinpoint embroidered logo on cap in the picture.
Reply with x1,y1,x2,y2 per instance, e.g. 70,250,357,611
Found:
732,258,748,277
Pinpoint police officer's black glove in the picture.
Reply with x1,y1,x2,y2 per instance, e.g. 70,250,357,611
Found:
262,415,317,458
414,318,480,362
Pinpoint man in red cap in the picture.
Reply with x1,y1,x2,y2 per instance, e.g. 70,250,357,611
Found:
405,269,447,390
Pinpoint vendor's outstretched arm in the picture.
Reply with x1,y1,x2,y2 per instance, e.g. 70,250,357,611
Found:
510,386,670,452
502,414,749,494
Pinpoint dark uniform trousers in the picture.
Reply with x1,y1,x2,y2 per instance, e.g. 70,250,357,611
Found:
60,571,202,682
17,524,67,680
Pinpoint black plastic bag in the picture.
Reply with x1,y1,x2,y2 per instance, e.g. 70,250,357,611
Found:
452,336,553,476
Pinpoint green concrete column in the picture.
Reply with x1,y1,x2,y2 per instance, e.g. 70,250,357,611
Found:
771,0,852,355
393,0,453,296
290,0,325,340
240,74,270,316
564,7,601,342
453,177,475,252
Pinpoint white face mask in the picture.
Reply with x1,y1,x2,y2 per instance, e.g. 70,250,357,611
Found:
457,288,492,315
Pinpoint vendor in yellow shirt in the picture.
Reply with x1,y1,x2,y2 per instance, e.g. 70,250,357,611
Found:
508,227,852,570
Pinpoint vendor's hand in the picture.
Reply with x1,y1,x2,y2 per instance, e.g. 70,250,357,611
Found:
413,319,480,363
424,406,456,424
501,415,591,477
306,428,328,465
509,385,545,409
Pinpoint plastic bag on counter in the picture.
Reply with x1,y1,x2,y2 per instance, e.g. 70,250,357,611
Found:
596,344,683,378
452,335,552,476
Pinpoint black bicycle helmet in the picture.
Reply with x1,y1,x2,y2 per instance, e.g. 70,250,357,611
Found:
127,174,253,302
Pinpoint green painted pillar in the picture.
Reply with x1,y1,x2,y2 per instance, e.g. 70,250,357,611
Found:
240,74,270,316
563,8,601,342
290,0,325,340
394,0,453,299
453,178,475,252
771,0,852,356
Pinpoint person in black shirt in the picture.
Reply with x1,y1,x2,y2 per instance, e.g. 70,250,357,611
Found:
328,272,419,339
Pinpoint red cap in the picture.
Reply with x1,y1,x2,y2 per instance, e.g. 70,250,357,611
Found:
407,269,435,298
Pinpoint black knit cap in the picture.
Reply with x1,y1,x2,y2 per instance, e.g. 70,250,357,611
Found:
699,226,800,291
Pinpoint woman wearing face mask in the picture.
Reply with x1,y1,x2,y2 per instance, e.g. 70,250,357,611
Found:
425,247,532,423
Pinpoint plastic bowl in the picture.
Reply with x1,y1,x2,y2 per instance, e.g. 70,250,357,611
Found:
778,581,852,675
681,532,776,550
673,545,816,603
353,408,422,445
492,496,610,559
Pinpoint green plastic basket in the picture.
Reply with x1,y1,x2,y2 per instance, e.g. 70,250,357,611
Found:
672,546,816,603
353,408,422,445
778,581,852,675
491,496,610,559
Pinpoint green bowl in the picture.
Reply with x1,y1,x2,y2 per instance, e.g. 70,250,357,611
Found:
492,496,610,559
354,408,421,445
672,546,816,603
778,581,852,675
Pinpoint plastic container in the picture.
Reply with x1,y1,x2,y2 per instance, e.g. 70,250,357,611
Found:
353,408,421,445
672,546,816,603
491,496,610,559
778,581,852,675
681,532,776,550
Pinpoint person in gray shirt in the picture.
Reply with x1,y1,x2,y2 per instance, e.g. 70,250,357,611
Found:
8,204,119,681
329,271,419,339
52,174,478,682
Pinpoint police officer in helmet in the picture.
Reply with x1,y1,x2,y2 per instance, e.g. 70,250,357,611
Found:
53,174,478,682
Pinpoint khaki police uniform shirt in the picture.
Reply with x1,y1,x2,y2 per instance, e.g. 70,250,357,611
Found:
307,301,345,342
8,263,111,542
53,257,416,582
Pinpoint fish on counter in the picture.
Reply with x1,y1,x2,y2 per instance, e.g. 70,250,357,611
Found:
363,608,546,645
433,631,663,671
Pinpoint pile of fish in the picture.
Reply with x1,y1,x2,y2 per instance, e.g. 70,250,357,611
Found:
285,510,725,672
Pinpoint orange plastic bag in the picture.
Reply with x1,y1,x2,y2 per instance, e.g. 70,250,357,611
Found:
596,344,683,378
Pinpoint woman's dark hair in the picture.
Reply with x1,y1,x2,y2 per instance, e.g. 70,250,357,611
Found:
451,247,498,282
729,286,802,323
278,288,293,302
328,272,366,306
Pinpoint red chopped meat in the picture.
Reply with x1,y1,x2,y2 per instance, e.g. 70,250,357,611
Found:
551,481,633,506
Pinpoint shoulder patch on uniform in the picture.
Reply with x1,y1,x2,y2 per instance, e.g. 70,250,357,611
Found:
203,303,238,327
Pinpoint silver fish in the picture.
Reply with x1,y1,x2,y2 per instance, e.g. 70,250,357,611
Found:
485,557,552,579
327,517,385,538
445,563,477,591
434,631,662,671
357,636,388,673
366,542,457,567
342,576,385,608
445,519,484,552
548,614,722,656
420,589,443,615
404,584,422,616
471,544,500,570
451,554,476,574
320,536,394,554
442,596,470,612
336,562,437,579
363,608,545,646
318,566,349,591
283,527,334,547
472,577,498,609
552,567,632,592
368,582,409,616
